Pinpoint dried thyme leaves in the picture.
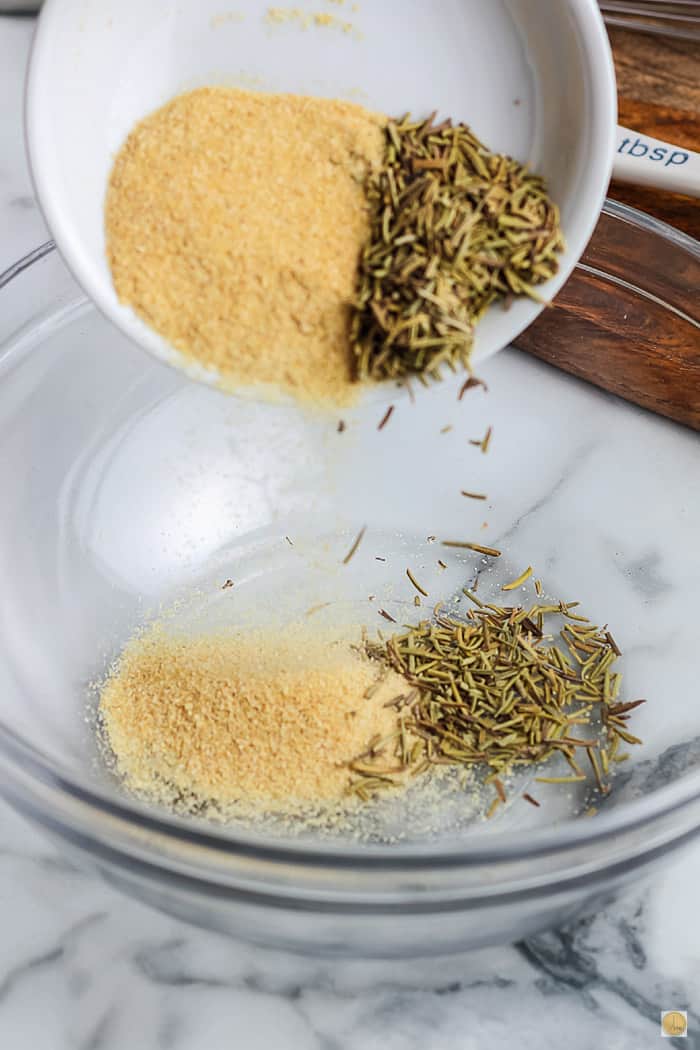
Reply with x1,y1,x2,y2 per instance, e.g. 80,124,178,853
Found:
348,599,644,806
351,113,565,382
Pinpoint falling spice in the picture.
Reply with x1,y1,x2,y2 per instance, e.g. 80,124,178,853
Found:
406,568,429,597
377,405,394,430
458,376,488,400
350,595,644,805
99,623,408,811
469,426,493,453
306,602,333,617
351,112,564,382
461,490,487,501
343,526,367,565
106,88,385,406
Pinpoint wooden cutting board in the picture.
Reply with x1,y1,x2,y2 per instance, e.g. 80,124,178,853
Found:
610,27,700,239
516,27,700,430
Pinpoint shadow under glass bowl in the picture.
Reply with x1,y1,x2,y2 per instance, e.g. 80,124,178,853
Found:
0,200,698,958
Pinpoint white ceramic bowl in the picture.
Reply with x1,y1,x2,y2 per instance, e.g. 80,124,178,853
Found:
25,0,616,390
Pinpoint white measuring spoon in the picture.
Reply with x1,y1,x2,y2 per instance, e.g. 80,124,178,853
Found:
615,125,700,197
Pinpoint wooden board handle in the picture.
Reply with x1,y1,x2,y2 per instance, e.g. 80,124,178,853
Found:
515,206,700,430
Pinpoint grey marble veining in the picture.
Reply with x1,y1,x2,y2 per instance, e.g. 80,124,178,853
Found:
0,18,47,274
0,13,699,1049
0,792,698,1049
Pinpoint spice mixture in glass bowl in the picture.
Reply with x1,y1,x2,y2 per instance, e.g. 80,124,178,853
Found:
0,203,698,957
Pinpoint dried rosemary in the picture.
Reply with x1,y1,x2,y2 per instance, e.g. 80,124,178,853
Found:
348,596,644,807
342,526,366,565
459,376,488,400
442,541,501,557
351,112,565,382
406,567,429,597
502,566,533,591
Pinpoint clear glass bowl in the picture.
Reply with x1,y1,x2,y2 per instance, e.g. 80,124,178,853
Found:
0,201,698,958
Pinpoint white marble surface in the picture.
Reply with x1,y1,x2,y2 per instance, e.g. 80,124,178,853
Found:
0,17,47,273
0,14,699,1049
